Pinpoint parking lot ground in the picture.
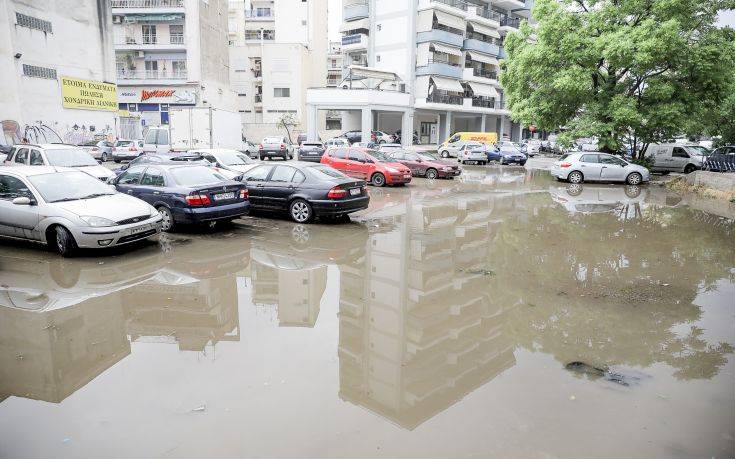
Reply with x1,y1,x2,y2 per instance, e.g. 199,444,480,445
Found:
1,168,734,459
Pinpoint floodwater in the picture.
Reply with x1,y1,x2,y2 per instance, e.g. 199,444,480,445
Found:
1,167,734,459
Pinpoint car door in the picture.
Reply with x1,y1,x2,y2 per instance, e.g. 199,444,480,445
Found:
115,165,147,197
137,166,167,205
0,173,40,240
262,165,304,210
579,154,603,180
242,164,275,208
11,148,29,166
346,150,369,180
652,146,672,171
156,129,170,154
402,152,424,175
329,148,351,174
671,147,690,171
599,155,628,181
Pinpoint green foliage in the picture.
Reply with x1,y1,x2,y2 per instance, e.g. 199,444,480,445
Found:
630,155,653,171
500,0,735,158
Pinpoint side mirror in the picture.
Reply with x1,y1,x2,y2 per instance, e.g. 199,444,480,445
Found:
12,196,31,206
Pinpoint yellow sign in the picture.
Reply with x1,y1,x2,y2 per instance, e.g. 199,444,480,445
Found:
61,76,118,112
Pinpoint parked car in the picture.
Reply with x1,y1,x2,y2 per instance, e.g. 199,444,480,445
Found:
4,143,114,182
297,133,308,146
0,166,162,256
386,150,461,179
457,142,490,165
373,131,393,144
489,142,527,165
339,130,377,145
143,126,171,154
240,162,369,223
112,164,250,231
324,137,350,148
192,148,259,177
551,153,650,185
112,139,144,162
377,143,402,151
241,140,260,158
298,142,326,162
704,146,735,172
439,132,498,158
321,147,412,186
393,130,420,145
112,153,210,176
259,136,294,160
80,140,113,162
645,144,707,174
525,140,542,156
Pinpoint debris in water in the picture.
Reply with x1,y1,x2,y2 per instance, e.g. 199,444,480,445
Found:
569,395,576,401
62,438,71,444
565,361,640,387
191,405,206,412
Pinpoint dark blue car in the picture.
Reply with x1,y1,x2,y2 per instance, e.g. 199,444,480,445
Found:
112,153,208,176
112,163,250,231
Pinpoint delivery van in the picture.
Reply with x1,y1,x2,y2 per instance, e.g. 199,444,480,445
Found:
646,143,708,174
438,132,499,158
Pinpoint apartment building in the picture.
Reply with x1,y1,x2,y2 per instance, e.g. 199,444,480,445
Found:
306,0,533,146
228,0,328,142
0,0,117,145
111,0,236,133
326,41,343,130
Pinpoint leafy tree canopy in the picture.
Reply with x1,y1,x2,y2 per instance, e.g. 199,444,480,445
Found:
500,0,735,156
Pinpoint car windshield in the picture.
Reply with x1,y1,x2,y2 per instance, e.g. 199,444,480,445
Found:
216,150,252,165
689,146,711,156
170,166,227,186
29,171,115,203
309,166,347,179
44,148,98,167
367,150,391,162
116,140,133,147
419,153,439,161
263,137,282,143
81,141,98,146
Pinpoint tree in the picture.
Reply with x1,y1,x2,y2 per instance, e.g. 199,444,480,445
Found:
500,0,735,157
278,113,298,144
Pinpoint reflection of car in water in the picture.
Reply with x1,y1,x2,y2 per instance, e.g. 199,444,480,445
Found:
548,183,647,214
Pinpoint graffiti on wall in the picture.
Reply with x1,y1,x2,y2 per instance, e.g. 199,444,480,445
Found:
0,120,115,149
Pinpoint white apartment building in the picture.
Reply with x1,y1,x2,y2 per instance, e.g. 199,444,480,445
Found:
111,0,236,135
228,0,328,142
0,0,117,145
306,0,533,146
325,41,343,131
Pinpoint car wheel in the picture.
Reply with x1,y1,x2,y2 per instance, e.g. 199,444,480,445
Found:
440,150,449,158
52,226,78,257
626,172,643,185
520,161,527,166
568,171,584,184
425,168,438,180
291,224,310,243
157,206,175,232
289,199,313,223
684,164,696,174
371,172,386,187
114,159,121,163
101,153,108,162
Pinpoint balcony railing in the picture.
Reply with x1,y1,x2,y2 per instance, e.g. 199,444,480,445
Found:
118,37,185,45
110,0,183,7
431,0,467,10
252,69,262,78
466,31,501,45
476,8,502,21
471,97,496,108
170,34,184,44
432,22,464,36
142,36,157,44
427,92,463,105
342,34,364,46
117,69,188,80
245,10,274,19
468,66,497,79
429,57,461,67
500,17,521,28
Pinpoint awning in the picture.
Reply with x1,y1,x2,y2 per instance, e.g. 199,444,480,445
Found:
467,52,499,66
434,10,466,32
347,65,400,81
339,18,369,32
430,42,462,57
124,14,184,23
431,76,464,93
468,82,499,98
468,21,501,39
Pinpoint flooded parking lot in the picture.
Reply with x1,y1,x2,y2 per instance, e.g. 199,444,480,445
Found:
1,167,734,459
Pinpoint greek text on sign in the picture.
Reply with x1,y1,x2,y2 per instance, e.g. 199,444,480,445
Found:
61,76,117,112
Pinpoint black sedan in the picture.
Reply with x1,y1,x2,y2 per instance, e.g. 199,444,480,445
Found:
112,164,250,231
298,142,325,162
241,162,369,223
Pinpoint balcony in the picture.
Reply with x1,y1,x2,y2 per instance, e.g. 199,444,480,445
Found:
254,94,262,103
417,29,464,48
427,92,464,106
117,69,188,83
343,1,368,21
416,59,464,79
341,33,368,51
109,0,184,13
245,9,274,21
463,67,497,81
474,8,502,23
492,0,525,9
425,0,467,11
499,16,521,29
114,36,186,50
471,97,497,108
462,38,499,56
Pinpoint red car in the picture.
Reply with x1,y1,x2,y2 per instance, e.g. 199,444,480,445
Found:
385,150,461,179
321,147,412,187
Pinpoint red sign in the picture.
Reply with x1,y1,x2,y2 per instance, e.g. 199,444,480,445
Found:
141,89,176,101
529,125,537,133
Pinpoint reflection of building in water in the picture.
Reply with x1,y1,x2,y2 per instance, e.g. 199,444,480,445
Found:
0,295,129,404
338,194,516,430
122,275,240,352
250,249,326,328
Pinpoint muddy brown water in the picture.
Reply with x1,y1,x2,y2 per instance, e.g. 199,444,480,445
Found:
1,168,734,458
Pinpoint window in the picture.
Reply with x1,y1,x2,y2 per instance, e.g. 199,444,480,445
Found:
169,24,184,44
293,170,306,183
157,130,169,145
377,24,382,31
14,148,29,164
580,154,599,163
22,64,56,80
376,55,381,62
145,60,158,71
599,155,626,166
263,29,275,40
15,12,52,33
672,147,689,158
274,88,290,98
270,166,297,182
29,149,44,166
0,175,33,201
244,165,273,182
348,151,366,162
172,61,186,76
141,167,165,186
118,166,146,185
332,149,347,159
142,25,157,44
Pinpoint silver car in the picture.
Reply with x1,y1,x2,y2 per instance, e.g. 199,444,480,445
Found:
80,140,114,161
551,152,650,185
5,143,114,182
0,166,162,257
458,142,490,165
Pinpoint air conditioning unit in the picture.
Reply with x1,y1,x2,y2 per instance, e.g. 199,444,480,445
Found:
137,51,145,58
112,16,122,24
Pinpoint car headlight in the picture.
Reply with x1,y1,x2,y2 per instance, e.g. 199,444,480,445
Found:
443,167,453,171
80,216,117,227
385,167,398,174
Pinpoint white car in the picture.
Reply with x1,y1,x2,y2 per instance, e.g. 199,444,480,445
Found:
324,138,350,148
112,139,144,162
373,130,393,144
525,140,542,156
551,152,650,185
4,143,114,182
0,166,162,256
192,148,260,178
458,142,489,165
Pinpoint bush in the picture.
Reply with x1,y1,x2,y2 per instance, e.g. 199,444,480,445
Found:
631,156,653,171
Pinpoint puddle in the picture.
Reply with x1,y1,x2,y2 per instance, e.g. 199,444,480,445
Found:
1,169,734,458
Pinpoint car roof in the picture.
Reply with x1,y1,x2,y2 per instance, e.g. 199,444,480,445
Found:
0,165,71,176
13,143,78,150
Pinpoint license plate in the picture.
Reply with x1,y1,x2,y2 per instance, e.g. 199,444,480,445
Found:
404,174,411,179
349,188,361,196
214,192,235,201
129,224,150,235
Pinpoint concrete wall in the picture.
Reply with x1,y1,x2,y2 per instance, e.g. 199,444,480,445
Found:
685,171,735,194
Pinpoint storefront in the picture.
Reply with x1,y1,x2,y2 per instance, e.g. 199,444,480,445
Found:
116,86,197,127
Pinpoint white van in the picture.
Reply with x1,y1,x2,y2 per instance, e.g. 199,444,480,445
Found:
143,127,171,154
646,143,707,174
